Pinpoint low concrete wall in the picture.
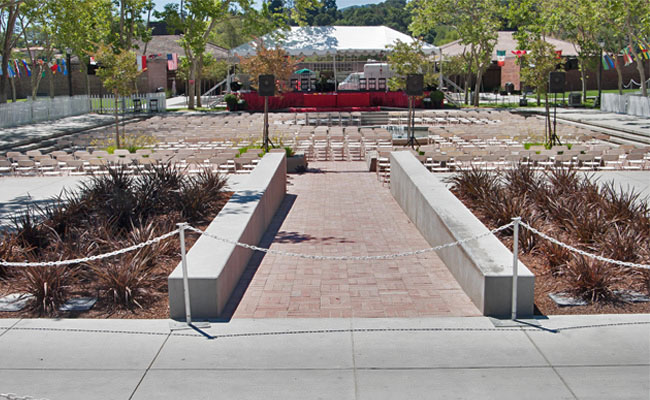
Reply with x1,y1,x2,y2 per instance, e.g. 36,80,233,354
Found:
169,153,287,320
390,152,534,317
602,93,650,117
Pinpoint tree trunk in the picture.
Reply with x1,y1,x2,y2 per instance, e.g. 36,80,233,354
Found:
196,55,204,108
635,56,647,97
615,55,623,94
579,60,587,102
31,65,44,100
473,69,483,107
0,3,20,104
188,62,196,109
120,1,125,48
114,91,120,148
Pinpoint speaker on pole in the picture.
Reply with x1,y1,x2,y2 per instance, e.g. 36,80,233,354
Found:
258,74,275,97
406,74,424,96
548,71,565,94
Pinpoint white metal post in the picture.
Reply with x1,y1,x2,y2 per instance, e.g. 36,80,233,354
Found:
511,217,521,320
333,54,337,93
177,222,192,324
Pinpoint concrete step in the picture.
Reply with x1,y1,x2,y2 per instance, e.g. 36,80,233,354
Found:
360,112,389,125
556,117,650,147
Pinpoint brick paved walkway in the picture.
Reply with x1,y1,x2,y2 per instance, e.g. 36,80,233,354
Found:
223,162,480,318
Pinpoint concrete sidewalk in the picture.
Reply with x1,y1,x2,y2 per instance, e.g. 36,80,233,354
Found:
0,174,248,229
0,314,648,399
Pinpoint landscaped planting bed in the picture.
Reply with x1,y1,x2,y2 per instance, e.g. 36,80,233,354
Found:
0,165,231,318
447,165,650,315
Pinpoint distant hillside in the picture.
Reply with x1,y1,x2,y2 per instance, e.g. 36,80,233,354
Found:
329,0,445,45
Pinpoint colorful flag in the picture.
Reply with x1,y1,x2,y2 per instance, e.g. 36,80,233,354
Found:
21,59,31,76
638,43,650,60
622,46,635,66
136,55,147,71
167,53,178,70
496,50,506,66
555,50,562,59
14,60,21,77
49,61,57,74
89,56,97,65
511,50,527,58
603,54,616,70
62,57,68,75
8,63,15,78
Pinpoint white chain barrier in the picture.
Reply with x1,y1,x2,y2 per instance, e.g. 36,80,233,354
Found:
186,223,515,261
0,229,180,267
518,221,650,270
1,219,649,270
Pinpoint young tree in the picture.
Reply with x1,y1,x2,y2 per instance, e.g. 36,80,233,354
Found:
50,0,113,96
112,0,153,51
92,43,141,148
238,41,301,92
386,39,438,91
597,0,650,96
518,39,562,146
443,52,476,104
17,0,56,100
409,0,501,106
543,0,601,102
0,0,24,103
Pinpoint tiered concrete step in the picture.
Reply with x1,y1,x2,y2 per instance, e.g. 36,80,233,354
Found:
360,111,389,126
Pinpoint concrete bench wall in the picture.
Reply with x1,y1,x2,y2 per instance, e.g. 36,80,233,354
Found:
169,153,287,320
390,151,534,317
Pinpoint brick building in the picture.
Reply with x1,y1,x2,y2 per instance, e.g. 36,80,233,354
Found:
3,35,228,100
440,31,649,93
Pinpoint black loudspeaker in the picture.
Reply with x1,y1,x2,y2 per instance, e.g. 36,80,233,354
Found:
258,74,275,97
548,71,565,93
87,63,99,75
406,74,424,96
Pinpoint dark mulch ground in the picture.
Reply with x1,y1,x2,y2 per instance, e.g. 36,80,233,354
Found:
0,196,230,320
460,199,650,316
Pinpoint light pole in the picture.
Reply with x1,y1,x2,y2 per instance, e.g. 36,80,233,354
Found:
597,41,605,108
66,48,72,97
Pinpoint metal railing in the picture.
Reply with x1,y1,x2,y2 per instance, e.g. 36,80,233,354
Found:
89,93,167,114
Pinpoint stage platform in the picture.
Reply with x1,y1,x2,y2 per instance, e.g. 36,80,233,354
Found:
287,106,381,113
241,91,432,112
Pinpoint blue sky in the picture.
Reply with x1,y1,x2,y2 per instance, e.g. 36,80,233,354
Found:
152,0,385,14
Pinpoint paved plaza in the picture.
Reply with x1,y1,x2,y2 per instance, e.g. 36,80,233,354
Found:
223,161,480,318
0,314,648,399
0,114,126,151
1,111,649,398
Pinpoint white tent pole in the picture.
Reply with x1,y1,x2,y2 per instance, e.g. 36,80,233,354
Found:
333,53,338,93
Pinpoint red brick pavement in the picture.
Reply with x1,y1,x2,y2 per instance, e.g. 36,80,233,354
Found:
223,161,480,318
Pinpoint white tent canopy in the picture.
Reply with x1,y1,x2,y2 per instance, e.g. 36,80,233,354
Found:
231,26,440,57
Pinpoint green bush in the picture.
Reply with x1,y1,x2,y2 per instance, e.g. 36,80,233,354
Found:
429,90,444,102
224,93,238,111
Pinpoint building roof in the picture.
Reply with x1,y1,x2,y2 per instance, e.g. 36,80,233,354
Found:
231,26,439,57
440,31,579,60
135,35,229,59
